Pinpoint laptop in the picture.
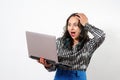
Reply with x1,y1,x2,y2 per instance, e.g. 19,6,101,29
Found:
26,31,72,68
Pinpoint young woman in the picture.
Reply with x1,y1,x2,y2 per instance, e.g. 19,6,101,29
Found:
38,13,105,80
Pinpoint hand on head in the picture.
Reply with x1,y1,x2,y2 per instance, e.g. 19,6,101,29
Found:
76,13,88,26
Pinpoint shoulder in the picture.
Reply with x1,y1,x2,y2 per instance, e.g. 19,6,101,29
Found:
56,37,62,42
56,37,65,45
56,37,63,49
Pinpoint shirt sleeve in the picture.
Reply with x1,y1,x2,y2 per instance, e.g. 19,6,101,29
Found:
84,23,106,57
44,64,56,72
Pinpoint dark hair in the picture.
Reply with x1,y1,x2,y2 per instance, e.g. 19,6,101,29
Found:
61,13,90,50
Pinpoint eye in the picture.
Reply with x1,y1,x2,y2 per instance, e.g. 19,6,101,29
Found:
73,23,78,27
68,23,71,26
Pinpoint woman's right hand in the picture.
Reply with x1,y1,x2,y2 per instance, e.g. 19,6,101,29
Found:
38,57,52,68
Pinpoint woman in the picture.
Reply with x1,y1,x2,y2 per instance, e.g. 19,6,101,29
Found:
38,13,105,80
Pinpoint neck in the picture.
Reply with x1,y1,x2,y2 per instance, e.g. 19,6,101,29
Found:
73,39,79,46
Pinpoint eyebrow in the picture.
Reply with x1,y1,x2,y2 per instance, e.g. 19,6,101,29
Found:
68,22,78,24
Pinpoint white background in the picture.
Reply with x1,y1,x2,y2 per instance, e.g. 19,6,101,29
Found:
0,0,120,80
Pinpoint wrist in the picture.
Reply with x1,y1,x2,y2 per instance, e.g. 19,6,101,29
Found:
84,23,89,26
45,64,52,68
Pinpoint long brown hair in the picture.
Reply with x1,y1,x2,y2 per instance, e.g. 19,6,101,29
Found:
61,13,90,50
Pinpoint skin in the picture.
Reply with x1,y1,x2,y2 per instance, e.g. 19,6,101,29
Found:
67,16,81,46
38,13,88,68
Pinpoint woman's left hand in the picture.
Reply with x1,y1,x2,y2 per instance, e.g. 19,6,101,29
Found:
76,13,88,26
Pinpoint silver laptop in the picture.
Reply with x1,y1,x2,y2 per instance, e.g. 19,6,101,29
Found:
26,31,58,64
26,31,72,68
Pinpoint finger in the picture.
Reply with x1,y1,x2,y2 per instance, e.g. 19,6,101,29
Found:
77,13,86,19
76,16,80,20
44,60,47,65
44,60,52,67
40,57,44,63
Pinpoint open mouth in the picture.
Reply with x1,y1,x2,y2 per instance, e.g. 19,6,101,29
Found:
70,32,76,37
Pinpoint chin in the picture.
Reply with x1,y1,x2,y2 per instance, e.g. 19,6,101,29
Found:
71,37,76,40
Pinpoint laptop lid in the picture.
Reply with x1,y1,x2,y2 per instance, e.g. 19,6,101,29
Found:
26,31,58,63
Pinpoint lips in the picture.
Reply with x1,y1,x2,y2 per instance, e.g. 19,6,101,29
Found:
70,32,75,37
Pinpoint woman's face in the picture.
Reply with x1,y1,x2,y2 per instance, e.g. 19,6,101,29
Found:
67,16,81,40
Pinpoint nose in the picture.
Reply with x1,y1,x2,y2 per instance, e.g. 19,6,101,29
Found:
71,25,74,30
